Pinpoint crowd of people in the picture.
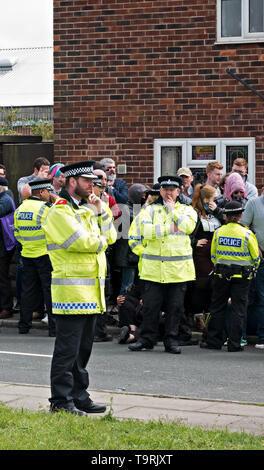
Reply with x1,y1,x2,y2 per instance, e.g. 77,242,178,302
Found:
0,156,263,350
0,155,263,414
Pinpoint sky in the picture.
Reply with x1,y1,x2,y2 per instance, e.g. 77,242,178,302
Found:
0,0,53,49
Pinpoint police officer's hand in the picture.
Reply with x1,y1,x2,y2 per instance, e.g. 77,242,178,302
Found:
166,196,176,211
88,192,102,214
50,193,59,204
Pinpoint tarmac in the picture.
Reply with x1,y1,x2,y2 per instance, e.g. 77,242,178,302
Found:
1,315,264,436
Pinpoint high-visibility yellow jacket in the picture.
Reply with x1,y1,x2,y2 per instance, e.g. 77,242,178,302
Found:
42,195,117,315
14,197,51,258
211,222,260,278
128,200,197,283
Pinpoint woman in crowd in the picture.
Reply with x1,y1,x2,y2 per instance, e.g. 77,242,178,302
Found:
219,172,247,209
186,184,225,330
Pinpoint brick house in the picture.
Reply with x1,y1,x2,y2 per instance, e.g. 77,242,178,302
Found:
54,0,264,189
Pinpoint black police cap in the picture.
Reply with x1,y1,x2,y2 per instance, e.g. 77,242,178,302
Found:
158,175,183,188
28,178,53,191
223,201,245,214
146,183,161,196
61,160,97,179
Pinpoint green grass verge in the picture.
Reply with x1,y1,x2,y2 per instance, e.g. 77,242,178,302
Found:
0,403,264,450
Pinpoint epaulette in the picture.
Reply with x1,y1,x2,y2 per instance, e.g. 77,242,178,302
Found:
55,198,67,205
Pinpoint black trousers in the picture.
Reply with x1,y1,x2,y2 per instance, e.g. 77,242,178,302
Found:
206,276,250,350
49,314,96,409
0,247,15,311
19,255,56,335
139,281,187,348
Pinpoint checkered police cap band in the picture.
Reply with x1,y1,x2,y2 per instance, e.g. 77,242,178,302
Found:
63,166,95,178
61,160,96,179
29,179,53,191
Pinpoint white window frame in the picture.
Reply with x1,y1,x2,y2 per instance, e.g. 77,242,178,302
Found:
187,139,221,166
154,137,255,183
216,0,264,44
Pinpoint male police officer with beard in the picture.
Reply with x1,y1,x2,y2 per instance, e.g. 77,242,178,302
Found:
42,161,116,416
128,175,197,354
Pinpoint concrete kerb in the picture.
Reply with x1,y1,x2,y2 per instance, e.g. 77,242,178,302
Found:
1,381,264,435
0,316,259,346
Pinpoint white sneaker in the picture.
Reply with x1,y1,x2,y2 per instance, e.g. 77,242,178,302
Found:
255,342,264,349
41,315,48,325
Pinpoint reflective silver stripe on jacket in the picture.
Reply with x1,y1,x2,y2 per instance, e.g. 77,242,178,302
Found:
18,235,46,241
142,254,193,262
215,259,252,266
96,237,103,253
243,230,251,253
36,204,48,225
155,224,162,238
101,222,113,233
52,278,105,286
47,228,85,251
101,211,109,221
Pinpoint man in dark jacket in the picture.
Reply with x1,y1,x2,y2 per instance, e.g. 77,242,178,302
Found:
0,177,16,319
114,183,148,295
100,158,128,204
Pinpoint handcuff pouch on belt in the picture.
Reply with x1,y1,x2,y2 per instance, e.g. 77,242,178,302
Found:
214,264,253,280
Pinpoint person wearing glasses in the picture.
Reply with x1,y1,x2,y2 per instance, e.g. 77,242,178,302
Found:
99,158,128,204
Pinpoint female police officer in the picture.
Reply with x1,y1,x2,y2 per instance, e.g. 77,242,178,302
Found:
200,200,260,352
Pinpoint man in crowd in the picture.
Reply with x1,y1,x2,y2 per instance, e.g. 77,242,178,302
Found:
42,161,116,416
232,157,258,200
49,163,65,195
205,161,223,197
100,157,128,204
94,168,122,221
0,176,16,319
128,175,197,354
91,171,117,342
0,164,14,199
177,167,194,204
14,178,57,336
17,157,50,202
241,186,264,348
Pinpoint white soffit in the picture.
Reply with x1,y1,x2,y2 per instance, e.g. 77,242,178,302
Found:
0,47,53,106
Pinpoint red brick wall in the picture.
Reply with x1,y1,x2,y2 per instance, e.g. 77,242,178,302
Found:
54,0,264,187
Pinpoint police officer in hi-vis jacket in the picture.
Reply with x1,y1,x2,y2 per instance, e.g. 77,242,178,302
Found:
42,161,116,416
128,175,197,355
200,200,260,352
14,178,56,336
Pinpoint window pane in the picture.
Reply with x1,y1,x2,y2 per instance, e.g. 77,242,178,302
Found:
161,147,182,175
221,0,241,37
226,146,248,172
192,145,216,161
250,0,264,32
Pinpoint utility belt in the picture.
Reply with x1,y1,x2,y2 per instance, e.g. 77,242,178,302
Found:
214,263,254,280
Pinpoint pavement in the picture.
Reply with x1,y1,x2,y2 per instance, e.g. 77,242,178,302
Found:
1,314,264,436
